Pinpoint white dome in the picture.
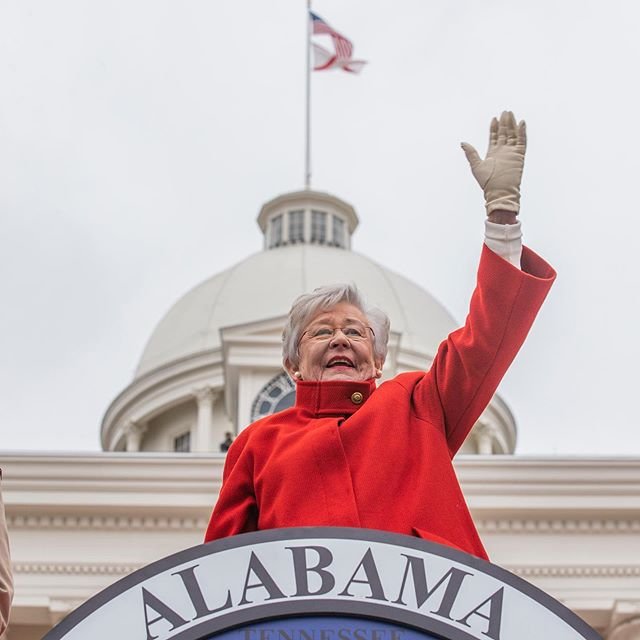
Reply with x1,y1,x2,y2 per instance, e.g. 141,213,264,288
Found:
135,243,457,377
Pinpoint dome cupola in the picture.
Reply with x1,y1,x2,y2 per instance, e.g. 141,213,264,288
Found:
257,190,358,250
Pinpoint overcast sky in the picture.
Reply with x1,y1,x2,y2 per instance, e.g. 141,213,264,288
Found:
1,0,639,455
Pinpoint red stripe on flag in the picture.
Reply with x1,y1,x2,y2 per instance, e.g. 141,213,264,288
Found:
310,12,362,71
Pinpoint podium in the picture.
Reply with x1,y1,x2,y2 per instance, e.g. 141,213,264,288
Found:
43,528,602,640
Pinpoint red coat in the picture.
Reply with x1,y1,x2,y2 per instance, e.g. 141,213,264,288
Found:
205,246,555,559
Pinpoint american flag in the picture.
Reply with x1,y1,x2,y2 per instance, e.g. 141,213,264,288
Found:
309,11,354,61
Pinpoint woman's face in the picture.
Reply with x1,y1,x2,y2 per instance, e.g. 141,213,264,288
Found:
293,302,381,382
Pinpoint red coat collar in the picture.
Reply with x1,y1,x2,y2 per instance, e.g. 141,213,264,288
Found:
294,379,377,418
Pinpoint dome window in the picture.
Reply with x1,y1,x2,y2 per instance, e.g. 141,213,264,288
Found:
269,214,283,248
288,210,305,244
173,431,191,452
332,215,346,248
311,210,327,244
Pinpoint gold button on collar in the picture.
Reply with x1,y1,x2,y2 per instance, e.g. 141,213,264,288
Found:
351,391,364,405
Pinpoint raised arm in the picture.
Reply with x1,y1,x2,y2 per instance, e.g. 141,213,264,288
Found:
419,245,555,454
412,112,555,454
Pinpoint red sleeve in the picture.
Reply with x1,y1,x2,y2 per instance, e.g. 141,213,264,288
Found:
204,432,258,542
413,244,556,455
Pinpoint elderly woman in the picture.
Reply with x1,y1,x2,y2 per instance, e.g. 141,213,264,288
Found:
205,112,555,560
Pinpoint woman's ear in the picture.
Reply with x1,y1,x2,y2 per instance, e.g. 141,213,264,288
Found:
284,359,299,380
374,357,384,379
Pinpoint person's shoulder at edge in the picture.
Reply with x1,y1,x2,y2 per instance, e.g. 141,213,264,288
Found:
0,474,13,635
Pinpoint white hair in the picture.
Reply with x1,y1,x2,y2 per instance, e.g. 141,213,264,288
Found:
282,283,390,371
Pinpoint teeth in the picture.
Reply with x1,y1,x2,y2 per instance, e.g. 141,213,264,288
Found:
328,359,353,367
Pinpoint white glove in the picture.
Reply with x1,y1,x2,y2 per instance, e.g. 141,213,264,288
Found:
461,111,526,215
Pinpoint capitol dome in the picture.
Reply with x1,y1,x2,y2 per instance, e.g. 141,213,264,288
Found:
101,190,516,455
136,244,457,378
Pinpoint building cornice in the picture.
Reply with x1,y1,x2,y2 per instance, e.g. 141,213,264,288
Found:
9,513,640,537
454,456,640,520
4,452,639,482
508,565,640,578
3,453,639,514
477,518,640,534
14,561,140,576
14,560,640,579
8,513,209,530
1,453,225,512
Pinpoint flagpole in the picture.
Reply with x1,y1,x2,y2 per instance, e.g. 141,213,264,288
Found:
305,0,312,189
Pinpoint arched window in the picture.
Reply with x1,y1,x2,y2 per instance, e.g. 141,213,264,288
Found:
251,372,296,422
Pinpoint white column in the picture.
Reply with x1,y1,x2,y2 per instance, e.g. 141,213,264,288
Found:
237,371,264,435
123,420,147,452
303,208,311,243
194,387,216,452
474,421,495,455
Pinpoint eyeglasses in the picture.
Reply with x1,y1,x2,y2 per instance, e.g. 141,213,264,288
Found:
301,322,375,343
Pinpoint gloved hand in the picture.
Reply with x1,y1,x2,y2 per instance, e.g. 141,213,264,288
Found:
461,111,526,215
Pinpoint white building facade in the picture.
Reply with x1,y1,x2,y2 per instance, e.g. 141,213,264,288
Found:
2,191,640,639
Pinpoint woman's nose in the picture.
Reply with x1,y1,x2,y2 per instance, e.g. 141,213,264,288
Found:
329,329,351,347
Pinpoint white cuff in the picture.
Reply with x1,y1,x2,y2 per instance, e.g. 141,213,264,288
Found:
484,220,522,269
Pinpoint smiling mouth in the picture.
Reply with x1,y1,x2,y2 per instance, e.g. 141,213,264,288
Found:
326,357,355,368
